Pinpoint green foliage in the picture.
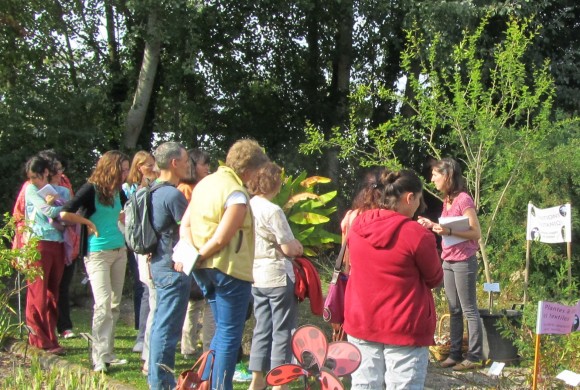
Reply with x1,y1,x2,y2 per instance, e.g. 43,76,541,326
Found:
0,356,110,390
0,213,41,343
272,171,341,257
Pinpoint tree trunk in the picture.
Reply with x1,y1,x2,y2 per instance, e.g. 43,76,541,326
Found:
325,0,353,184
124,7,161,150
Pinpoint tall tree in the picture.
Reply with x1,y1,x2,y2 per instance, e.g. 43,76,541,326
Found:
124,3,161,150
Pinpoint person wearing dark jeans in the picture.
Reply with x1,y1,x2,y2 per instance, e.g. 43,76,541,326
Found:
127,250,144,329
127,249,148,351
57,261,76,338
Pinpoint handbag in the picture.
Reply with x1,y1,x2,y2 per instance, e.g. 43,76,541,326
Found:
175,350,215,390
323,237,349,326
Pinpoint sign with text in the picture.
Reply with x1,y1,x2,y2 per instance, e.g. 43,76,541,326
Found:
526,203,571,243
536,301,580,335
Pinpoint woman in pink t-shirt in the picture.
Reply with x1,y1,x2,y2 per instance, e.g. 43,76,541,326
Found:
418,158,483,371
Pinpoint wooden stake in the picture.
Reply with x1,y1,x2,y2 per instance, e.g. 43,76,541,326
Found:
532,333,541,390
524,239,531,305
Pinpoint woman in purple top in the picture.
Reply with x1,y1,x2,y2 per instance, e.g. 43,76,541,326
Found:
418,158,483,371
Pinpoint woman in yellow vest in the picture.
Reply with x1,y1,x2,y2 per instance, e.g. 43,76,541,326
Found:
182,139,269,390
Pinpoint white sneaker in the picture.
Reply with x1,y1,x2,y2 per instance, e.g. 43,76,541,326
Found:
106,358,128,367
61,329,76,339
94,363,108,372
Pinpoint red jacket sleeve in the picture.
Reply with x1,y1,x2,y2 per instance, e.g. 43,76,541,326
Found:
414,230,443,289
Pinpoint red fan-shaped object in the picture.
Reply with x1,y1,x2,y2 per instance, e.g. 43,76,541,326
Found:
326,341,361,377
319,367,344,390
292,325,328,371
266,364,307,386
266,325,362,390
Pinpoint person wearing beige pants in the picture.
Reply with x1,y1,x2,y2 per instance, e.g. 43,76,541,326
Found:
85,248,127,367
181,299,216,357
60,150,131,372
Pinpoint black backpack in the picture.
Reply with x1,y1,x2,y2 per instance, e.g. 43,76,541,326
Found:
124,181,169,255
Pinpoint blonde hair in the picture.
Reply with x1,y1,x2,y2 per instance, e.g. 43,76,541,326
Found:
127,150,153,186
225,139,269,178
88,150,129,205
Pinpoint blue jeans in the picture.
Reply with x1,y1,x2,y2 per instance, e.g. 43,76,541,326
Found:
348,335,428,390
148,261,191,390
193,268,251,390
443,256,483,362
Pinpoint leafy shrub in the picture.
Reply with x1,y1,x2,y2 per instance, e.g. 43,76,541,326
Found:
0,213,41,343
272,171,341,257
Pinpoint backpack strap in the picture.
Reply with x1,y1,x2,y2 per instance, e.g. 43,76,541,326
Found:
144,180,173,239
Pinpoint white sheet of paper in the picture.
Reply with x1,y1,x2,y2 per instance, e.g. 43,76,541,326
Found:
556,370,580,386
37,184,58,199
487,362,505,376
484,283,501,292
439,216,470,247
172,239,200,275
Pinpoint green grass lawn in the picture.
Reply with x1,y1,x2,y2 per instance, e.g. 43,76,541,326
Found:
57,294,337,389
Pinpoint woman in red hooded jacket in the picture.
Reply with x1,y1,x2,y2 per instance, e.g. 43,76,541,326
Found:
344,169,443,390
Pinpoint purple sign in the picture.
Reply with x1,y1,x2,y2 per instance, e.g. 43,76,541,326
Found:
536,301,580,335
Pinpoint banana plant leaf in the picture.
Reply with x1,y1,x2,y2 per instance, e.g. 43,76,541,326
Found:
288,212,330,225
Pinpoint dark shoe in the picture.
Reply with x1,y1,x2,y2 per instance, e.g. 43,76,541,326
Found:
440,357,458,368
452,359,481,371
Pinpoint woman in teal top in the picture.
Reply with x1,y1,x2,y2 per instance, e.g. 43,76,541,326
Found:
60,150,130,372
23,155,66,354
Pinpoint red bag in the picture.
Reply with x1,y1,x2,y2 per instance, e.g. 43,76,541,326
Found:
175,350,215,390
323,239,349,325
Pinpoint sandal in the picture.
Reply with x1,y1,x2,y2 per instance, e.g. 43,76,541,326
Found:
452,359,481,371
439,357,458,368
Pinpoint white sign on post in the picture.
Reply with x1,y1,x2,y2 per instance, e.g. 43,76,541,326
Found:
526,203,572,243
483,283,500,292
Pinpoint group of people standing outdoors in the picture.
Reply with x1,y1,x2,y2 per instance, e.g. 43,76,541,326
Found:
16,137,483,390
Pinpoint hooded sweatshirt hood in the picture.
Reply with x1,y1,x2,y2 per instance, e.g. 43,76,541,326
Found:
350,208,410,249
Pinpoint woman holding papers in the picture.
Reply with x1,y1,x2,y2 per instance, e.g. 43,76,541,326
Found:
417,157,483,371
22,155,66,354
246,162,303,390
